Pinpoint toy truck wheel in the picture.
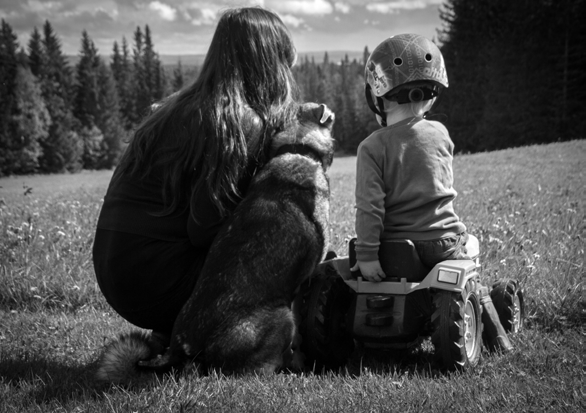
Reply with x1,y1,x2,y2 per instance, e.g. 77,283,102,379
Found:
299,267,354,371
490,279,525,333
431,279,482,371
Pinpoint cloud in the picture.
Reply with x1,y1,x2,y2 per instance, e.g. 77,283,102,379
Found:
268,0,333,16
148,1,177,21
280,14,305,28
189,8,217,25
0,0,444,55
366,0,443,14
334,2,350,14
26,1,63,13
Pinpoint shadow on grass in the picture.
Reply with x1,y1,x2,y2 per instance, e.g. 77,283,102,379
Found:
0,355,106,404
305,341,445,379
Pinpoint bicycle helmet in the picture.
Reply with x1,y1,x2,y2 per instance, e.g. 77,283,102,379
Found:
365,33,448,125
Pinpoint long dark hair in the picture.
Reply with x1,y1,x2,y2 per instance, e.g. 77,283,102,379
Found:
118,7,299,218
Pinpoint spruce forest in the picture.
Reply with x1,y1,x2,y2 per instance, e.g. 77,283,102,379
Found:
0,0,584,176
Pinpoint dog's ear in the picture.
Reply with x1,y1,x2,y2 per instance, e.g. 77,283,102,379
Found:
318,104,335,128
299,102,335,130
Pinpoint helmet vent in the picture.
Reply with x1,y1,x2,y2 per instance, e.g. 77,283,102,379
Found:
425,53,433,62
393,57,403,66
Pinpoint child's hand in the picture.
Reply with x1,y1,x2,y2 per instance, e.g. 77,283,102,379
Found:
351,260,386,282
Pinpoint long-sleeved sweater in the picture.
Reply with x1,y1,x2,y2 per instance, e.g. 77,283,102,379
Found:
354,116,466,262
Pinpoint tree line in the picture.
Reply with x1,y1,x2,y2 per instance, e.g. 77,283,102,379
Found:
437,0,585,152
0,20,184,175
0,0,584,176
297,0,585,154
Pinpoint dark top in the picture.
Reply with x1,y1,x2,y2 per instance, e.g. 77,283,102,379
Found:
92,108,266,333
96,111,264,248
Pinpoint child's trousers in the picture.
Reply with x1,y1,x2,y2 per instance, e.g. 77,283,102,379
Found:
412,232,469,268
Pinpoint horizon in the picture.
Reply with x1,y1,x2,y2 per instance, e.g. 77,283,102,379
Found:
65,50,369,68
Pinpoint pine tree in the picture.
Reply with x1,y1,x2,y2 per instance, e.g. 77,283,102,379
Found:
27,27,44,77
0,20,21,175
10,66,51,174
111,41,122,79
143,25,167,102
437,0,491,151
131,25,167,122
42,20,73,103
131,26,150,123
95,60,127,168
0,21,52,175
143,25,156,98
38,20,82,172
78,125,104,170
74,31,105,169
331,55,352,150
74,30,101,129
111,37,134,129
304,56,320,102
362,46,370,66
172,58,184,92
0,19,18,122
439,0,586,151
318,52,335,116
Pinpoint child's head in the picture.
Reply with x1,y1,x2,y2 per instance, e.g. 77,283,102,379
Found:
364,33,448,126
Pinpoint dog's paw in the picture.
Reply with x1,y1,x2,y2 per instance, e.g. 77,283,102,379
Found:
290,348,306,371
137,352,172,369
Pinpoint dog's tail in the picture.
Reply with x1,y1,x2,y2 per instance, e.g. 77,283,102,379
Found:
95,331,158,385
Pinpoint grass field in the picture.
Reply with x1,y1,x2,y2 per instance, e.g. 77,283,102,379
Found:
0,141,584,412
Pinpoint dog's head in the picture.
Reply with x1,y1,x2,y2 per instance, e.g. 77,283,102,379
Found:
270,102,335,169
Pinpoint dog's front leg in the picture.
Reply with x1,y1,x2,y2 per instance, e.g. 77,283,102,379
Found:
289,292,306,371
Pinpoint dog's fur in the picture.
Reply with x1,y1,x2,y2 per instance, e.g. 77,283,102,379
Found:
96,102,335,383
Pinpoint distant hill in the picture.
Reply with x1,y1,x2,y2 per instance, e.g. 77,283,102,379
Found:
66,50,366,68
159,50,366,67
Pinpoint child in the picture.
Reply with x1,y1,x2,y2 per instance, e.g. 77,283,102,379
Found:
354,33,468,282
92,7,299,345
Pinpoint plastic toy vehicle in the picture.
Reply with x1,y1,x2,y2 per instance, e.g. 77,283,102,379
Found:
299,235,525,371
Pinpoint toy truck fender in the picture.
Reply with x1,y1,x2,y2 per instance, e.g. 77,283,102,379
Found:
327,256,480,295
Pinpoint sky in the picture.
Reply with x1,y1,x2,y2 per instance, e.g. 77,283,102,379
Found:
0,0,446,56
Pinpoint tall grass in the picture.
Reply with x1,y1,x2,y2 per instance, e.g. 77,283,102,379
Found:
0,188,105,311
0,141,584,412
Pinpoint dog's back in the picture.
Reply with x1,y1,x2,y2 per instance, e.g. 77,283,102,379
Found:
168,103,335,374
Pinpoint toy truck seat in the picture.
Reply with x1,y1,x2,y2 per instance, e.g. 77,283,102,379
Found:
349,238,429,282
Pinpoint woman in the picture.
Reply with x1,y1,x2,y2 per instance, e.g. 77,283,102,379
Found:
93,7,299,345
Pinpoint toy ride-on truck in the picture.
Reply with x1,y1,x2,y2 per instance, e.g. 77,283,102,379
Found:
298,235,525,371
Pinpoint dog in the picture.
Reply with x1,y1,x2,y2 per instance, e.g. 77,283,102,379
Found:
96,102,335,383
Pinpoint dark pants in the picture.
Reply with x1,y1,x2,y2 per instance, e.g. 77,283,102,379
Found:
92,229,208,335
413,232,469,269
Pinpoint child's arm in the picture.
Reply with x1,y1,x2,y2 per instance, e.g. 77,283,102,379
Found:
354,140,387,282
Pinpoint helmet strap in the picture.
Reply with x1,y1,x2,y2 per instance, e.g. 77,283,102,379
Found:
389,85,439,104
365,84,388,127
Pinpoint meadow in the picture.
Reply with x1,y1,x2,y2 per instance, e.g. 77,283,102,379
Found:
0,141,584,412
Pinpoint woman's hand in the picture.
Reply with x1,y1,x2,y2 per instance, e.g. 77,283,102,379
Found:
351,260,386,282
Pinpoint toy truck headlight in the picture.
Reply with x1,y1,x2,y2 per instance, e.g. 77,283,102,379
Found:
438,269,459,284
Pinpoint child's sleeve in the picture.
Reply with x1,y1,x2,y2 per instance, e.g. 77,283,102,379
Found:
355,141,386,262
